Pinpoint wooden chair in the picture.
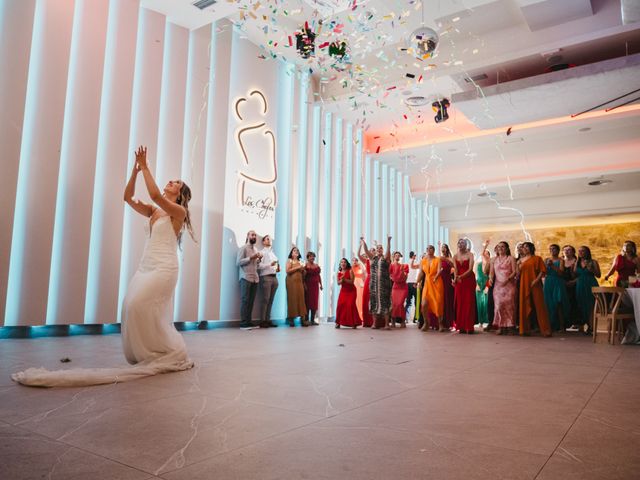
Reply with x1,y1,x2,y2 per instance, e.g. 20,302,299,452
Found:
592,287,635,344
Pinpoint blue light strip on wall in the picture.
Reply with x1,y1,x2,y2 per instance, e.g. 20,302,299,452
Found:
309,105,321,255
433,206,440,246
4,0,46,326
410,196,417,252
372,160,379,243
388,167,395,244
46,0,85,325
344,123,353,255
116,5,148,323
396,169,402,252
381,164,389,241
331,118,343,309
321,111,332,317
418,200,425,252
272,61,295,321
403,175,410,254
296,71,309,248
428,204,435,247
197,22,217,320
354,130,363,247
84,0,121,324
363,154,371,243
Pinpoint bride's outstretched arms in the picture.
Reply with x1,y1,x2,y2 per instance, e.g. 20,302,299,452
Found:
135,146,186,221
123,155,153,217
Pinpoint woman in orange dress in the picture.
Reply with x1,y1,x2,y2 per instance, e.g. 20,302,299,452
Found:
352,257,366,321
419,245,445,332
518,241,551,337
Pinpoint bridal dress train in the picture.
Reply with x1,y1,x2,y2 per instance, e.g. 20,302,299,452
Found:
12,216,194,387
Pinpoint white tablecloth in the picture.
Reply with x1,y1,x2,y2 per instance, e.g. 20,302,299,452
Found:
621,288,640,344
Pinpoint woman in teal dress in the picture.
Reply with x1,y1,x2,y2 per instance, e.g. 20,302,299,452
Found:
573,245,601,332
544,244,570,331
475,249,489,327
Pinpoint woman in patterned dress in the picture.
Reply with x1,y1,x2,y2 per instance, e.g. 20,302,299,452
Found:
361,236,392,329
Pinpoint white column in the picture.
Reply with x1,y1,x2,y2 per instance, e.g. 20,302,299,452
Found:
46,0,110,325
198,21,232,321
117,7,166,322
353,130,363,248
4,0,75,326
156,22,189,184
296,71,310,250
175,24,210,323
331,118,343,312
0,0,36,325
320,111,332,317
309,105,321,255
84,0,140,325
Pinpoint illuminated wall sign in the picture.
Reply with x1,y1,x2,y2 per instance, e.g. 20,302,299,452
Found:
234,89,277,220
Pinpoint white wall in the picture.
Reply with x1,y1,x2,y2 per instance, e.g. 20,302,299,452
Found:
0,2,433,326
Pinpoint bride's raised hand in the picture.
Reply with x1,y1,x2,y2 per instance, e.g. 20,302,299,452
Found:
135,146,148,170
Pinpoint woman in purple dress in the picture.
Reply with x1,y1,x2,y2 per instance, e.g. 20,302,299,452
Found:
439,243,455,330
304,251,322,326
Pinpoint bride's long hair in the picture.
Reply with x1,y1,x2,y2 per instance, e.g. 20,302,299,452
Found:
176,183,195,247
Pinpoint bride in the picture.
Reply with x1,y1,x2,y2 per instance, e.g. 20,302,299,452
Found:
12,146,194,387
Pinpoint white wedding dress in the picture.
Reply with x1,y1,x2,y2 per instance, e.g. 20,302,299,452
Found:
12,216,194,387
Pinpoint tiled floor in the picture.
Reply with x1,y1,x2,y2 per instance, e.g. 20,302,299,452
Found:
1,324,639,479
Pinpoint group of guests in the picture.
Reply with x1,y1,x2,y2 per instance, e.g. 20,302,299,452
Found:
237,229,638,335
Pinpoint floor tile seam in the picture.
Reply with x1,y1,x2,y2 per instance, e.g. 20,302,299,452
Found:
532,355,621,480
3,388,196,428
157,383,428,475
2,421,157,478
307,422,556,458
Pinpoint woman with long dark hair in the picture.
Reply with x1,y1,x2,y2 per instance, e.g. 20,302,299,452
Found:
518,242,551,337
544,244,569,331
361,236,392,329
13,146,195,386
439,243,455,330
574,245,600,332
286,246,308,327
335,258,362,329
304,251,322,326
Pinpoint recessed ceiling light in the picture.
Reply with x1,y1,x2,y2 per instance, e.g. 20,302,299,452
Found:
448,148,457,152
404,96,429,107
477,191,496,197
578,127,591,132
401,90,413,96
588,179,612,186
503,137,524,143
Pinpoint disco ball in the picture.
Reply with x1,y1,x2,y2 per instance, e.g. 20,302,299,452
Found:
410,27,438,58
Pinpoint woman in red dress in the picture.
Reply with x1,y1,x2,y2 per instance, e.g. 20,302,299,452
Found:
453,238,477,334
304,252,322,326
604,240,639,286
389,251,409,328
335,258,362,329
358,242,374,327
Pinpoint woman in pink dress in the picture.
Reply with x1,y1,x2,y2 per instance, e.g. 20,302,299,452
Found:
352,257,366,320
453,238,477,334
335,258,362,329
304,252,322,326
489,241,517,335
358,242,374,327
440,243,455,330
389,251,409,328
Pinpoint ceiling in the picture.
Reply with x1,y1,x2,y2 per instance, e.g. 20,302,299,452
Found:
143,0,640,230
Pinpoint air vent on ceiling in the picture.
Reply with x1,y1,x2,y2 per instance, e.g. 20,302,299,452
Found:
193,0,217,10
405,96,429,107
464,73,488,83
